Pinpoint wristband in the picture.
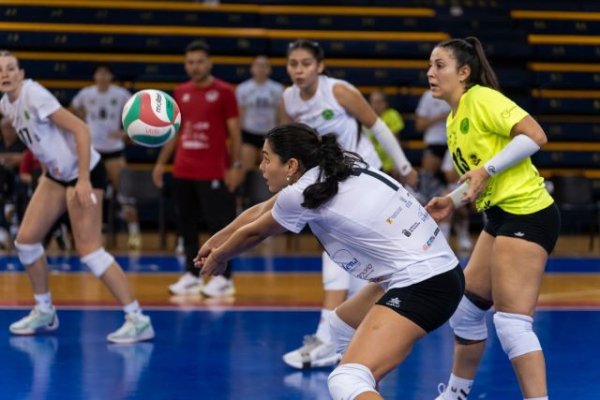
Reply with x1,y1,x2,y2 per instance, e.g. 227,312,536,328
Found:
446,180,470,208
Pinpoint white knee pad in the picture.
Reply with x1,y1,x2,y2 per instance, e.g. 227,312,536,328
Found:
81,248,115,277
493,312,541,360
323,251,351,291
449,296,489,341
328,363,377,400
14,241,45,265
329,310,356,355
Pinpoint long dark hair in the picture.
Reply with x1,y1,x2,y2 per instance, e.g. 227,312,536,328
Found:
265,123,365,209
436,36,500,91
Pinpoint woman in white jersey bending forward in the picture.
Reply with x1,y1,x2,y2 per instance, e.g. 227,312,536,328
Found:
196,123,464,399
0,50,154,344
278,39,419,369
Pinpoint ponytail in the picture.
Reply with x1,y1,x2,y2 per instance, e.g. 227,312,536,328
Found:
265,124,365,210
464,37,500,90
302,134,365,209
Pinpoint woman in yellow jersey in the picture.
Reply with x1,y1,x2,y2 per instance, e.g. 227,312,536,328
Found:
425,37,560,400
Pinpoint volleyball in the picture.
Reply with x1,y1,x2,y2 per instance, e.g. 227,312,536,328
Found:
122,89,181,147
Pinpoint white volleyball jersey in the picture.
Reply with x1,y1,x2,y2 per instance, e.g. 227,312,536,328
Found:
416,90,451,145
272,167,458,288
236,78,284,135
283,75,382,169
0,79,100,181
71,84,131,152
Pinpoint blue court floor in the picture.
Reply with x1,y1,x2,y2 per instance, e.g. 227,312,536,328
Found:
1,254,599,399
1,307,599,399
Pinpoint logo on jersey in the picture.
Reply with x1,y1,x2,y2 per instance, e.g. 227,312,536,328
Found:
111,98,118,106
501,105,517,119
321,109,334,120
332,249,361,272
417,206,429,222
206,90,219,103
385,206,403,224
460,118,469,134
422,227,440,251
357,264,374,280
24,110,30,121
402,222,420,237
182,93,191,103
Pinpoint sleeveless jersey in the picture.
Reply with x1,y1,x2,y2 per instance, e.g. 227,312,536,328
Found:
283,75,382,169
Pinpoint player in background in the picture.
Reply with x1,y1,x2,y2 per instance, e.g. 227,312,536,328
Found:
71,64,142,250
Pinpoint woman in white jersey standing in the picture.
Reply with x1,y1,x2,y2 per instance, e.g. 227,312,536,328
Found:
196,123,464,399
71,64,142,250
277,39,419,369
426,37,560,400
0,51,154,344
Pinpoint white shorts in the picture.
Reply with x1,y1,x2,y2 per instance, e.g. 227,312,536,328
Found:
322,251,367,295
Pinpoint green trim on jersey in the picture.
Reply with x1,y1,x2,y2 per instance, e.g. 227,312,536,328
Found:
446,85,553,214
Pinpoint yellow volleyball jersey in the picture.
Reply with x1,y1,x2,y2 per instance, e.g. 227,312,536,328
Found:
446,85,553,214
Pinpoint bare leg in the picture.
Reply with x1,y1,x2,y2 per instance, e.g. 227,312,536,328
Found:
67,188,136,305
16,178,68,294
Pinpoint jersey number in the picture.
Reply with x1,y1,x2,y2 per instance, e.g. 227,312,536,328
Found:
451,147,470,175
17,127,35,145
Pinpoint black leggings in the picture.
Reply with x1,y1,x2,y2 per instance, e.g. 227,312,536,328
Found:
173,178,237,278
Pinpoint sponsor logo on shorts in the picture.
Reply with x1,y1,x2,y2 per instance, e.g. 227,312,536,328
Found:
386,297,401,308
514,231,525,237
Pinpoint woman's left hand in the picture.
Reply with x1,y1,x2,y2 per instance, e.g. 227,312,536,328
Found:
75,178,96,207
197,252,228,276
459,167,490,203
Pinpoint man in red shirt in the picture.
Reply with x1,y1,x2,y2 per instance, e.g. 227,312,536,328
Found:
153,40,243,297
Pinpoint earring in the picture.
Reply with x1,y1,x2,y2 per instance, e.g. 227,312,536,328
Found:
286,175,291,183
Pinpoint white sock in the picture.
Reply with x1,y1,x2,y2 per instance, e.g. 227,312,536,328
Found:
445,373,473,399
123,300,142,315
128,222,140,236
524,397,548,400
315,309,333,343
34,292,53,313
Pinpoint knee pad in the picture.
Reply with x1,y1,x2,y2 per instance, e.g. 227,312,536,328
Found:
493,312,541,360
81,248,115,277
328,363,377,400
14,241,45,265
329,310,355,355
449,295,490,342
322,252,351,291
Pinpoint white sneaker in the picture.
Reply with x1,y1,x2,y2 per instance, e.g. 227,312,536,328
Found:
107,313,155,344
435,383,468,400
435,383,448,400
168,272,202,295
282,334,341,369
9,306,59,335
201,276,235,298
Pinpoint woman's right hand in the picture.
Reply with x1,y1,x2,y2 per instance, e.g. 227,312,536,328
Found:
425,196,455,222
152,164,164,188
